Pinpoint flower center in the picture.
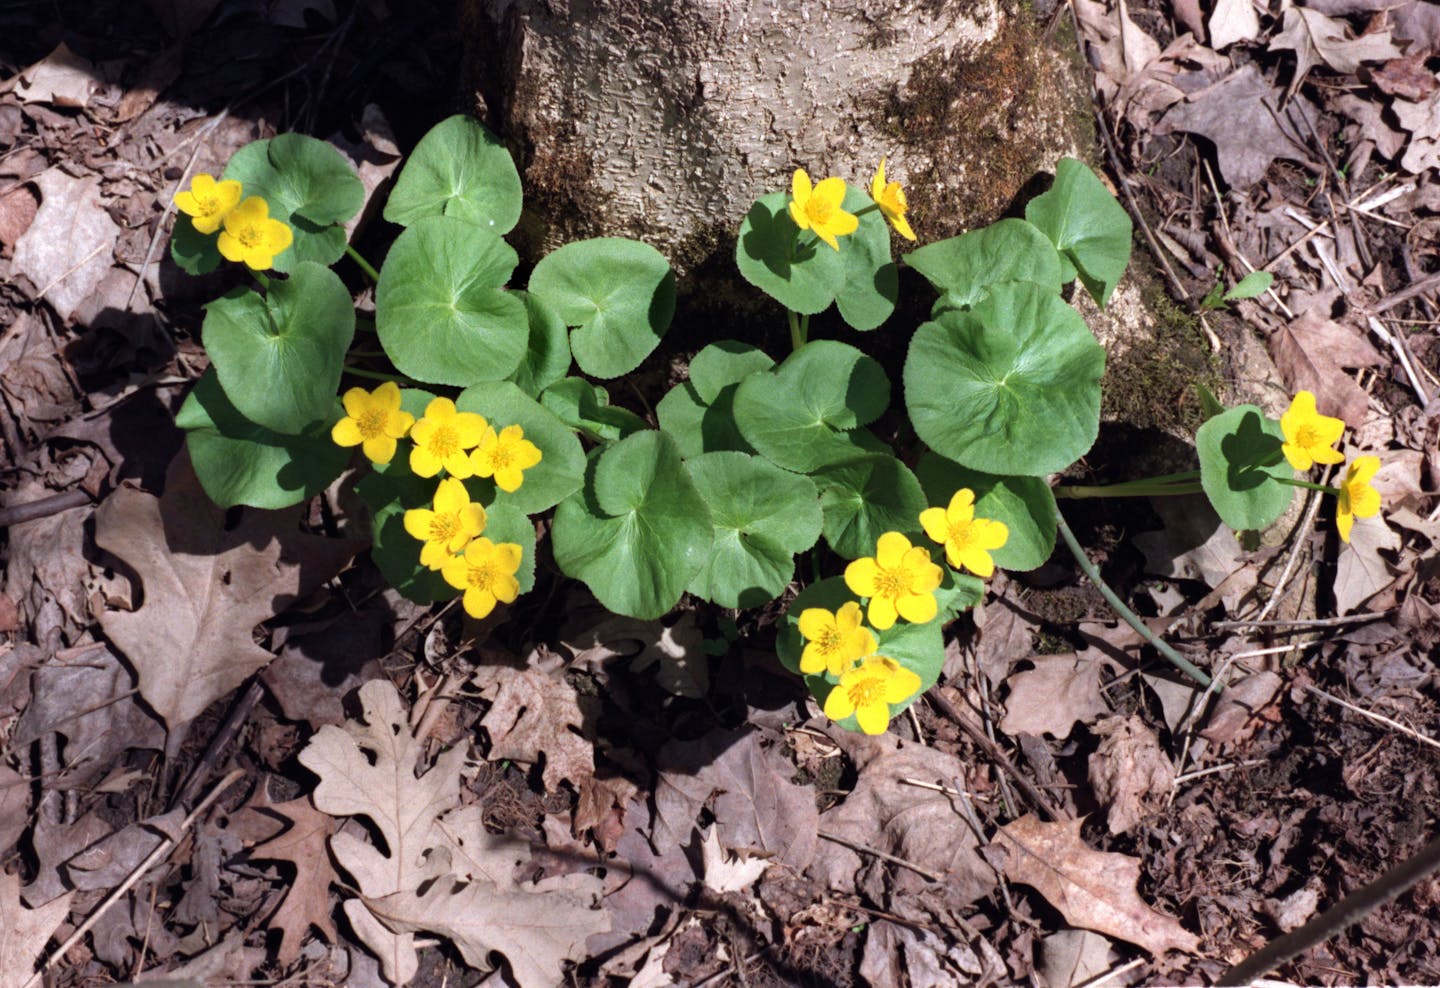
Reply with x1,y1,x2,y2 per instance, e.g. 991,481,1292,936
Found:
490,441,515,470
1296,423,1320,448
947,520,976,550
238,223,262,248
428,424,459,459
817,626,843,656
197,193,220,216
429,513,459,543
357,407,387,439
846,676,886,708
805,197,835,225
874,565,909,598
467,562,497,591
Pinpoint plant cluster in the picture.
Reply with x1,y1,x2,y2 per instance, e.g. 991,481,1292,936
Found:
170,116,1384,736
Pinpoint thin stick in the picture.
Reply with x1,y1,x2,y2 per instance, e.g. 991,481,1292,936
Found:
1302,684,1440,752
1212,612,1387,630
25,769,246,988
817,829,945,882
0,489,91,527
1075,958,1147,988
927,690,1066,821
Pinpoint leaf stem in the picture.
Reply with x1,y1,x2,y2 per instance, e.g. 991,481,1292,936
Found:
788,310,809,351
1055,512,1212,687
253,271,271,291
343,366,411,384
1274,476,1335,495
346,244,380,282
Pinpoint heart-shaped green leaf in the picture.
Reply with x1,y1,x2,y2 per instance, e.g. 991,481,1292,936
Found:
551,431,713,619
813,454,928,559
170,216,221,275
905,281,1104,476
455,380,585,515
540,378,647,443
734,340,890,472
382,115,522,233
528,238,675,379
375,215,529,386
917,453,1057,572
904,218,1064,311
1196,405,1294,531
202,262,354,435
177,369,347,509
735,192,844,315
1024,158,1133,307
834,185,898,331
508,291,572,398
685,452,823,607
657,341,774,458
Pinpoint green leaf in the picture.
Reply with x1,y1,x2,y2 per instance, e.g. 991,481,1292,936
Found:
170,216,221,275
904,282,1104,476
916,453,1057,572
202,262,355,435
1024,158,1132,307
904,218,1064,310
834,185,898,331
1195,405,1294,531
540,378,647,443
356,469,455,604
735,192,843,315
508,291,572,398
685,452,822,607
551,431,713,619
454,380,585,515
375,215,529,386
1224,270,1274,301
382,115,522,233
657,341,773,458
734,340,891,473
177,369,347,509
528,238,675,379
689,341,776,403
776,577,945,728
813,454,928,559
482,501,538,595
222,135,363,273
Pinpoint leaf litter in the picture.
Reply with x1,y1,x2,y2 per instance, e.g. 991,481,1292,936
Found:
1,0,1438,983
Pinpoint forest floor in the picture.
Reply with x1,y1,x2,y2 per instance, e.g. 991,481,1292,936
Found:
1,0,1439,986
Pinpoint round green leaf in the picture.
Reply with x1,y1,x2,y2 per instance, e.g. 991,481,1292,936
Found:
1195,405,1294,531
551,431,713,620
202,262,355,435
375,215,529,386
903,218,1064,310
776,577,945,729
454,380,585,515
1024,158,1133,307
177,369,347,509
734,340,891,473
540,378,647,443
657,341,774,458
813,454,928,559
916,453,1058,572
170,216,221,275
382,115,522,233
483,502,538,595
834,185,898,331
689,341,775,403
735,192,843,315
508,291,572,398
528,238,675,379
684,452,822,607
904,282,1104,476
222,135,363,273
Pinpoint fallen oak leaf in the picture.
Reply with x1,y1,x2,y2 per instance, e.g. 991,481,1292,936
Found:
1269,0,1404,84
246,796,340,967
1000,649,1121,740
994,815,1200,955
1268,308,1384,428
480,667,597,793
0,872,72,988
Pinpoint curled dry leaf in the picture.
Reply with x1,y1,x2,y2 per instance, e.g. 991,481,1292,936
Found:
1000,649,1120,740
480,667,597,792
1088,715,1176,835
994,815,1200,956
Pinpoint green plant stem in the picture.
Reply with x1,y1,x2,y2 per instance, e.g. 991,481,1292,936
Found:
343,366,410,384
346,244,380,282
788,310,809,350
1056,481,1204,499
1055,512,1212,688
1274,476,1335,495
253,271,271,291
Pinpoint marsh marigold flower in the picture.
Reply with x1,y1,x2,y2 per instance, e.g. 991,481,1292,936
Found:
870,158,916,241
844,531,943,631
216,196,293,270
1280,391,1346,471
1335,455,1381,543
920,489,1009,578
798,601,877,676
471,424,542,493
404,477,487,571
442,537,523,619
175,173,242,235
788,168,859,251
410,397,487,479
823,655,921,735
330,381,414,465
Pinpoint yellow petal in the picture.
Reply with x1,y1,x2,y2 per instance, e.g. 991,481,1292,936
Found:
341,387,372,419
867,595,898,631
823,686,856,721
444,449,476,480
441,555,469,590
854,702,891,735
463,587,497,619
410,445,442,478
792,168,813,204
404,508,435,541
812,176,848,208
956,546,995,578
845,557,880,597
883,667,921,704
361,434,397,464
827,210,859,238
453,412,489,448
798,608,834,641
331,417,363,447
424,396,457,421
875,531,910,569
419,541,449,570
433,477,468,515
799,642,827,675
895,590,937,625
460,503,488,537
919,507,949,546
871,158,887,202
385,409,416,439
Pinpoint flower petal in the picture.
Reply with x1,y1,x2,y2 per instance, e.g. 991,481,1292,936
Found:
441,556,468,590
854,702,891,735
823,686,856,721
403,508,435,541
845,557,880,597
433,478,468,515
798,608,834,641
895,590,937,625
883,667,922,704
919,506,949,545
463,586,497,619
361,435,397,464
867,595,898,632
410,445,442,478
875,531,910,569
331,417,363,447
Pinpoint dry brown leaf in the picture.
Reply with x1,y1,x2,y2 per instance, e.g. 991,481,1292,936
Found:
1200,670,1283,746
994,815,1200,955
95,458,360,727
1268,308,1384,427
1038,929,1120,988
1071,0,1161,102
1208,0,1260,50
1135,496,1252,611
1369,52,1440,101
0,763,28,855
1088,715,1176,835
0,183,38,258
1000,650,1120,739
0,872,72,988
1270,0,1404,82
699,826,772,894
1334,513,1401,615
1394,91,1440,173
481,668,596,792
13,43,98,108
247,796,340,966
9,168,120,322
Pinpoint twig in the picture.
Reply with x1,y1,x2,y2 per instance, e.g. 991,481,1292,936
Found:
1364,271,1440,316
1211,612,1388,631
817,830,945,881
926,690,1066,821
1075,958,1147,988
0,489,92,528
1302,684,1440,752
24,769,246,988
1254,479,1325,628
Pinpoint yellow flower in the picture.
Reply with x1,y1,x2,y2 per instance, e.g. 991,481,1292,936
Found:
919,489,1009,578
1280,391,1346,471
822,655,922,735
441,537,523,619
470,424,542,493
216,196,294,270
174,173,242,235
409,397,488,479
1335,455,1381,543
870,158,916,241
843,531,944,631
404,478,488,571
788,168,859,251
330,381,414,465
797,601,877,676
